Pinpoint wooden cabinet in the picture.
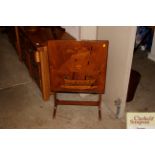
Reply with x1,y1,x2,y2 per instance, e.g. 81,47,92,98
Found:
16,28,42,89
13,26,75,100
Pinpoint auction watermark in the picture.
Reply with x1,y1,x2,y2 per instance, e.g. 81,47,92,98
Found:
127,112,155,129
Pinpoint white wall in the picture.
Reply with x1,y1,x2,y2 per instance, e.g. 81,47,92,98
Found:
62,26,97,40
148,34,155,62
97,26,136,117
62,26,80,40
80,26,97,40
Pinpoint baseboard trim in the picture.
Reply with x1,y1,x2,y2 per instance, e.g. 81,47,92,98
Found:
148,53,155,62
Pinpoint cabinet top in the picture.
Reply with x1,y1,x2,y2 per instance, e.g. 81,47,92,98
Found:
18,26,75,47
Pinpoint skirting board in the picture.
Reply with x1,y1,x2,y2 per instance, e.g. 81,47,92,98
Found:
148,53,155,62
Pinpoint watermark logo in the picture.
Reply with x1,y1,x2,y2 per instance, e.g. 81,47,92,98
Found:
127,112,155,129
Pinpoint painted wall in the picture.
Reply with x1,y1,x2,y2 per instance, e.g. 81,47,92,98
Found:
62,26,80,40
80,26,97,40
97,26,136,117
148,34,155,62
62,26,97,40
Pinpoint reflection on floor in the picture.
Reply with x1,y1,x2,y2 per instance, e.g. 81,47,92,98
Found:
0,33,125,128
126,50,155,112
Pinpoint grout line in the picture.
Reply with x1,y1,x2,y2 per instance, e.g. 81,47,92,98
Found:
0,81,32,91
